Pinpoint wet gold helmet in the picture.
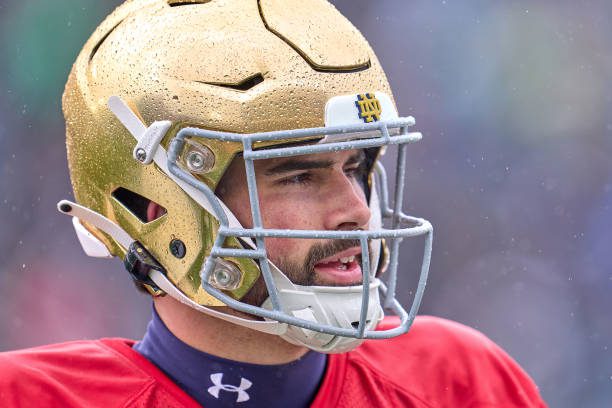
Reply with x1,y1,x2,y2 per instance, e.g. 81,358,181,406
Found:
61,0,432,353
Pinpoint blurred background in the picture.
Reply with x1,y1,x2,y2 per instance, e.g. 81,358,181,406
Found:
0,0,610,406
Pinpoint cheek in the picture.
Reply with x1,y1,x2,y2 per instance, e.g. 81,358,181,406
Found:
259,196,315,230
259,199,316,263
264,237,300,260
264,236,316,272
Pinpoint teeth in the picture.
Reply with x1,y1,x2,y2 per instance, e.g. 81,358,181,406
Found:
339,256,355,264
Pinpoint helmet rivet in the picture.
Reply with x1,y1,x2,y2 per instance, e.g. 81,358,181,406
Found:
135,148,147,162
187,151,205,170
209,259,242,290
59,203,72,213
184,144,215,174
169,239,186,258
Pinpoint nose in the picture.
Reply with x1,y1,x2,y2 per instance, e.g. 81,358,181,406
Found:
323,172,371,231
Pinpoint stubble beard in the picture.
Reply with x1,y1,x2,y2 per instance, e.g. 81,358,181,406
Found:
240,239,365,307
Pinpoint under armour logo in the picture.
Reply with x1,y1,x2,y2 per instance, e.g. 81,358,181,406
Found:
207,373,252,403
355,93,382,123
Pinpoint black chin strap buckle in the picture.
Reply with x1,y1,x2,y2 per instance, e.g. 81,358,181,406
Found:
124,241,166,292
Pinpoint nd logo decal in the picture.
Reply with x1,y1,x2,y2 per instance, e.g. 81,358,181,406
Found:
355,93,382,123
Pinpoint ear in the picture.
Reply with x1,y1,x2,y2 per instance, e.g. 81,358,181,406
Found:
146,201,167,222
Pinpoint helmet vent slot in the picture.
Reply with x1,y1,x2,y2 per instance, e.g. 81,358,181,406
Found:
89,20,124,63
168,0,212,6
112,187,167,224
199,73,265,92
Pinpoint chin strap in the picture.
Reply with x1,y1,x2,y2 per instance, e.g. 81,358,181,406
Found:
57,199,288,335
58,199,382,351
148,269,287,335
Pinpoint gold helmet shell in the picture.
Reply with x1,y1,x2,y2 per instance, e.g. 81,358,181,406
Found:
63,0,394,306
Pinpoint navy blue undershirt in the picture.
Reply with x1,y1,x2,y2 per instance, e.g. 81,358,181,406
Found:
134,306,327,408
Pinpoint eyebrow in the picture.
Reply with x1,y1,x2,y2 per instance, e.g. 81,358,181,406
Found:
264,150,365,176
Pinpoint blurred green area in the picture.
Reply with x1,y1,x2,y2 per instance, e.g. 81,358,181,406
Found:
0,0,119,120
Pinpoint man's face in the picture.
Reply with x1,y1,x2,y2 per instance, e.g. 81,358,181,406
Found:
217,149,372,305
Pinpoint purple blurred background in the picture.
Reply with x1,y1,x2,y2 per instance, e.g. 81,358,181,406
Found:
1,1,610,406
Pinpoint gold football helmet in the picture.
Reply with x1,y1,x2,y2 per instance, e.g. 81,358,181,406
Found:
61,0,432,353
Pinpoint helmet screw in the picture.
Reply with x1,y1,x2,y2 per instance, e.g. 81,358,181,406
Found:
135,148,147,162
169,239,186,258
187,151,205,171
209,259,242,290
184,144,215,174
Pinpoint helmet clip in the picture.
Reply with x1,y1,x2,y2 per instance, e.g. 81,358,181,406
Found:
124,241,166,292
107,95,171,165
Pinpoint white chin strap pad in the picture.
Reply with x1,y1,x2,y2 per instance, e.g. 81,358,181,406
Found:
262,262,383,353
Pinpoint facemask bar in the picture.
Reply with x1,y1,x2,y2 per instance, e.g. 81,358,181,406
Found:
374,161,432,315
166,118,433,339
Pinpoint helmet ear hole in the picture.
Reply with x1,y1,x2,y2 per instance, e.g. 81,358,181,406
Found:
111,187,167,224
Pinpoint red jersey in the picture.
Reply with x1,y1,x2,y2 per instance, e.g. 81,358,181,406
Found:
0,316,546,407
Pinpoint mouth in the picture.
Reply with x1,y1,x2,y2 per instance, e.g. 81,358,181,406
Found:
313,247,363,285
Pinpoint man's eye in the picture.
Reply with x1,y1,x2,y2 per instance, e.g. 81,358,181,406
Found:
344,166,359,176
345,163,366,178
278,173,312,185
345,163,368,190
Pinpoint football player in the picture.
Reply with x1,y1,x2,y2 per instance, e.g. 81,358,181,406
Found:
0,0,546,406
